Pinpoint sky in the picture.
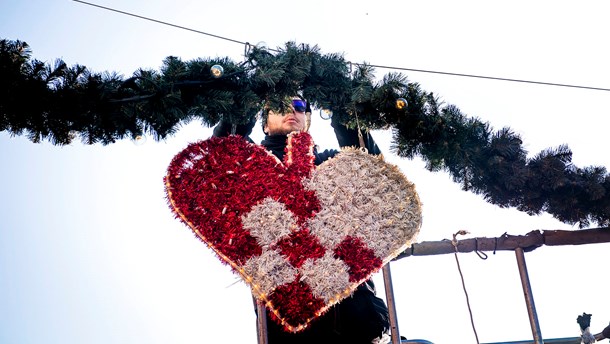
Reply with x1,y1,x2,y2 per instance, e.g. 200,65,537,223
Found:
1,1,609,343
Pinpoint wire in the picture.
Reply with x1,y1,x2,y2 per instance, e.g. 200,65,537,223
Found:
72,0,248,46
358,63,610,92
73,0,610,92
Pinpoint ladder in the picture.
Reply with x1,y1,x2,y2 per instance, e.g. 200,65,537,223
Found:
255,263,413,344
255,228,610,343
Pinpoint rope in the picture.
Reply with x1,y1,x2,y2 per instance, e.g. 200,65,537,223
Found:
452,230,480,344
353,112,367,149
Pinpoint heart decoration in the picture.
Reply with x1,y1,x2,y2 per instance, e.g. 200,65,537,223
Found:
164,132,422,332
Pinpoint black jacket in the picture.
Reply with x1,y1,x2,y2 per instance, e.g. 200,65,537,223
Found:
212,118,388,344
211,116,381,158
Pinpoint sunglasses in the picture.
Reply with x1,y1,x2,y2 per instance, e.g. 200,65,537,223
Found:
291,99,307,113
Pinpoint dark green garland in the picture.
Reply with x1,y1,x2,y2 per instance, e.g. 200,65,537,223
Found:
1,38,609,227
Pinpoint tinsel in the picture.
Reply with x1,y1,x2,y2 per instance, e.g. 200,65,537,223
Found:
165,132,421,331
3,38,610,226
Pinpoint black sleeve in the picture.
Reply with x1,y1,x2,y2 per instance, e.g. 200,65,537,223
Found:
330,116,381,155
333,280,390,342
212,118,257,138
314,148,340,165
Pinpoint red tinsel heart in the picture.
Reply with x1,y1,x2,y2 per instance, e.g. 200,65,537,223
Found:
165,132,421,332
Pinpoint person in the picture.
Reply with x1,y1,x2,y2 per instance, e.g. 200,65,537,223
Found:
213,96,390,344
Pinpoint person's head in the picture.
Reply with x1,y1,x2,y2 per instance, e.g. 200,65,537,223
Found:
262,97,311,135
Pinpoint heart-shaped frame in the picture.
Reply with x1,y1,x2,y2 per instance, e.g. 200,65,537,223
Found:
165,132,421,332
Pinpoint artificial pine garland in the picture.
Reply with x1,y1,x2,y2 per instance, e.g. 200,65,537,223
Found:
2,38,609,227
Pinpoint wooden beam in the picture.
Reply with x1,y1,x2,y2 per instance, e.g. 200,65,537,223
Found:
395,227,610,260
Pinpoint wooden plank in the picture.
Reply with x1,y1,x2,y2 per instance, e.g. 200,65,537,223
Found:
395,227,610,260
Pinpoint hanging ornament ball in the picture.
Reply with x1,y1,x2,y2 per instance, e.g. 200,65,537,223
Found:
68,130,78,141
396,98,408,110
133,134,147,146
210,65,224,78
319,109,333,120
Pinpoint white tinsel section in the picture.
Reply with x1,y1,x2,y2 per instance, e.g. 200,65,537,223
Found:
242,249,298,295
300,252,351,303
304,148,422,261
242,197,297,248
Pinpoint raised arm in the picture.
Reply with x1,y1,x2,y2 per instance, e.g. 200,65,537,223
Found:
331,115,381,155
212,118,257,139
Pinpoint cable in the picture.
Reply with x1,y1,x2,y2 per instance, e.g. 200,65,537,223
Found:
73,0,610,92
72,0,248,46
358,63,610,92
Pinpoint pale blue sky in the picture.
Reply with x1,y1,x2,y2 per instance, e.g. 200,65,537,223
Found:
1,1,609,343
